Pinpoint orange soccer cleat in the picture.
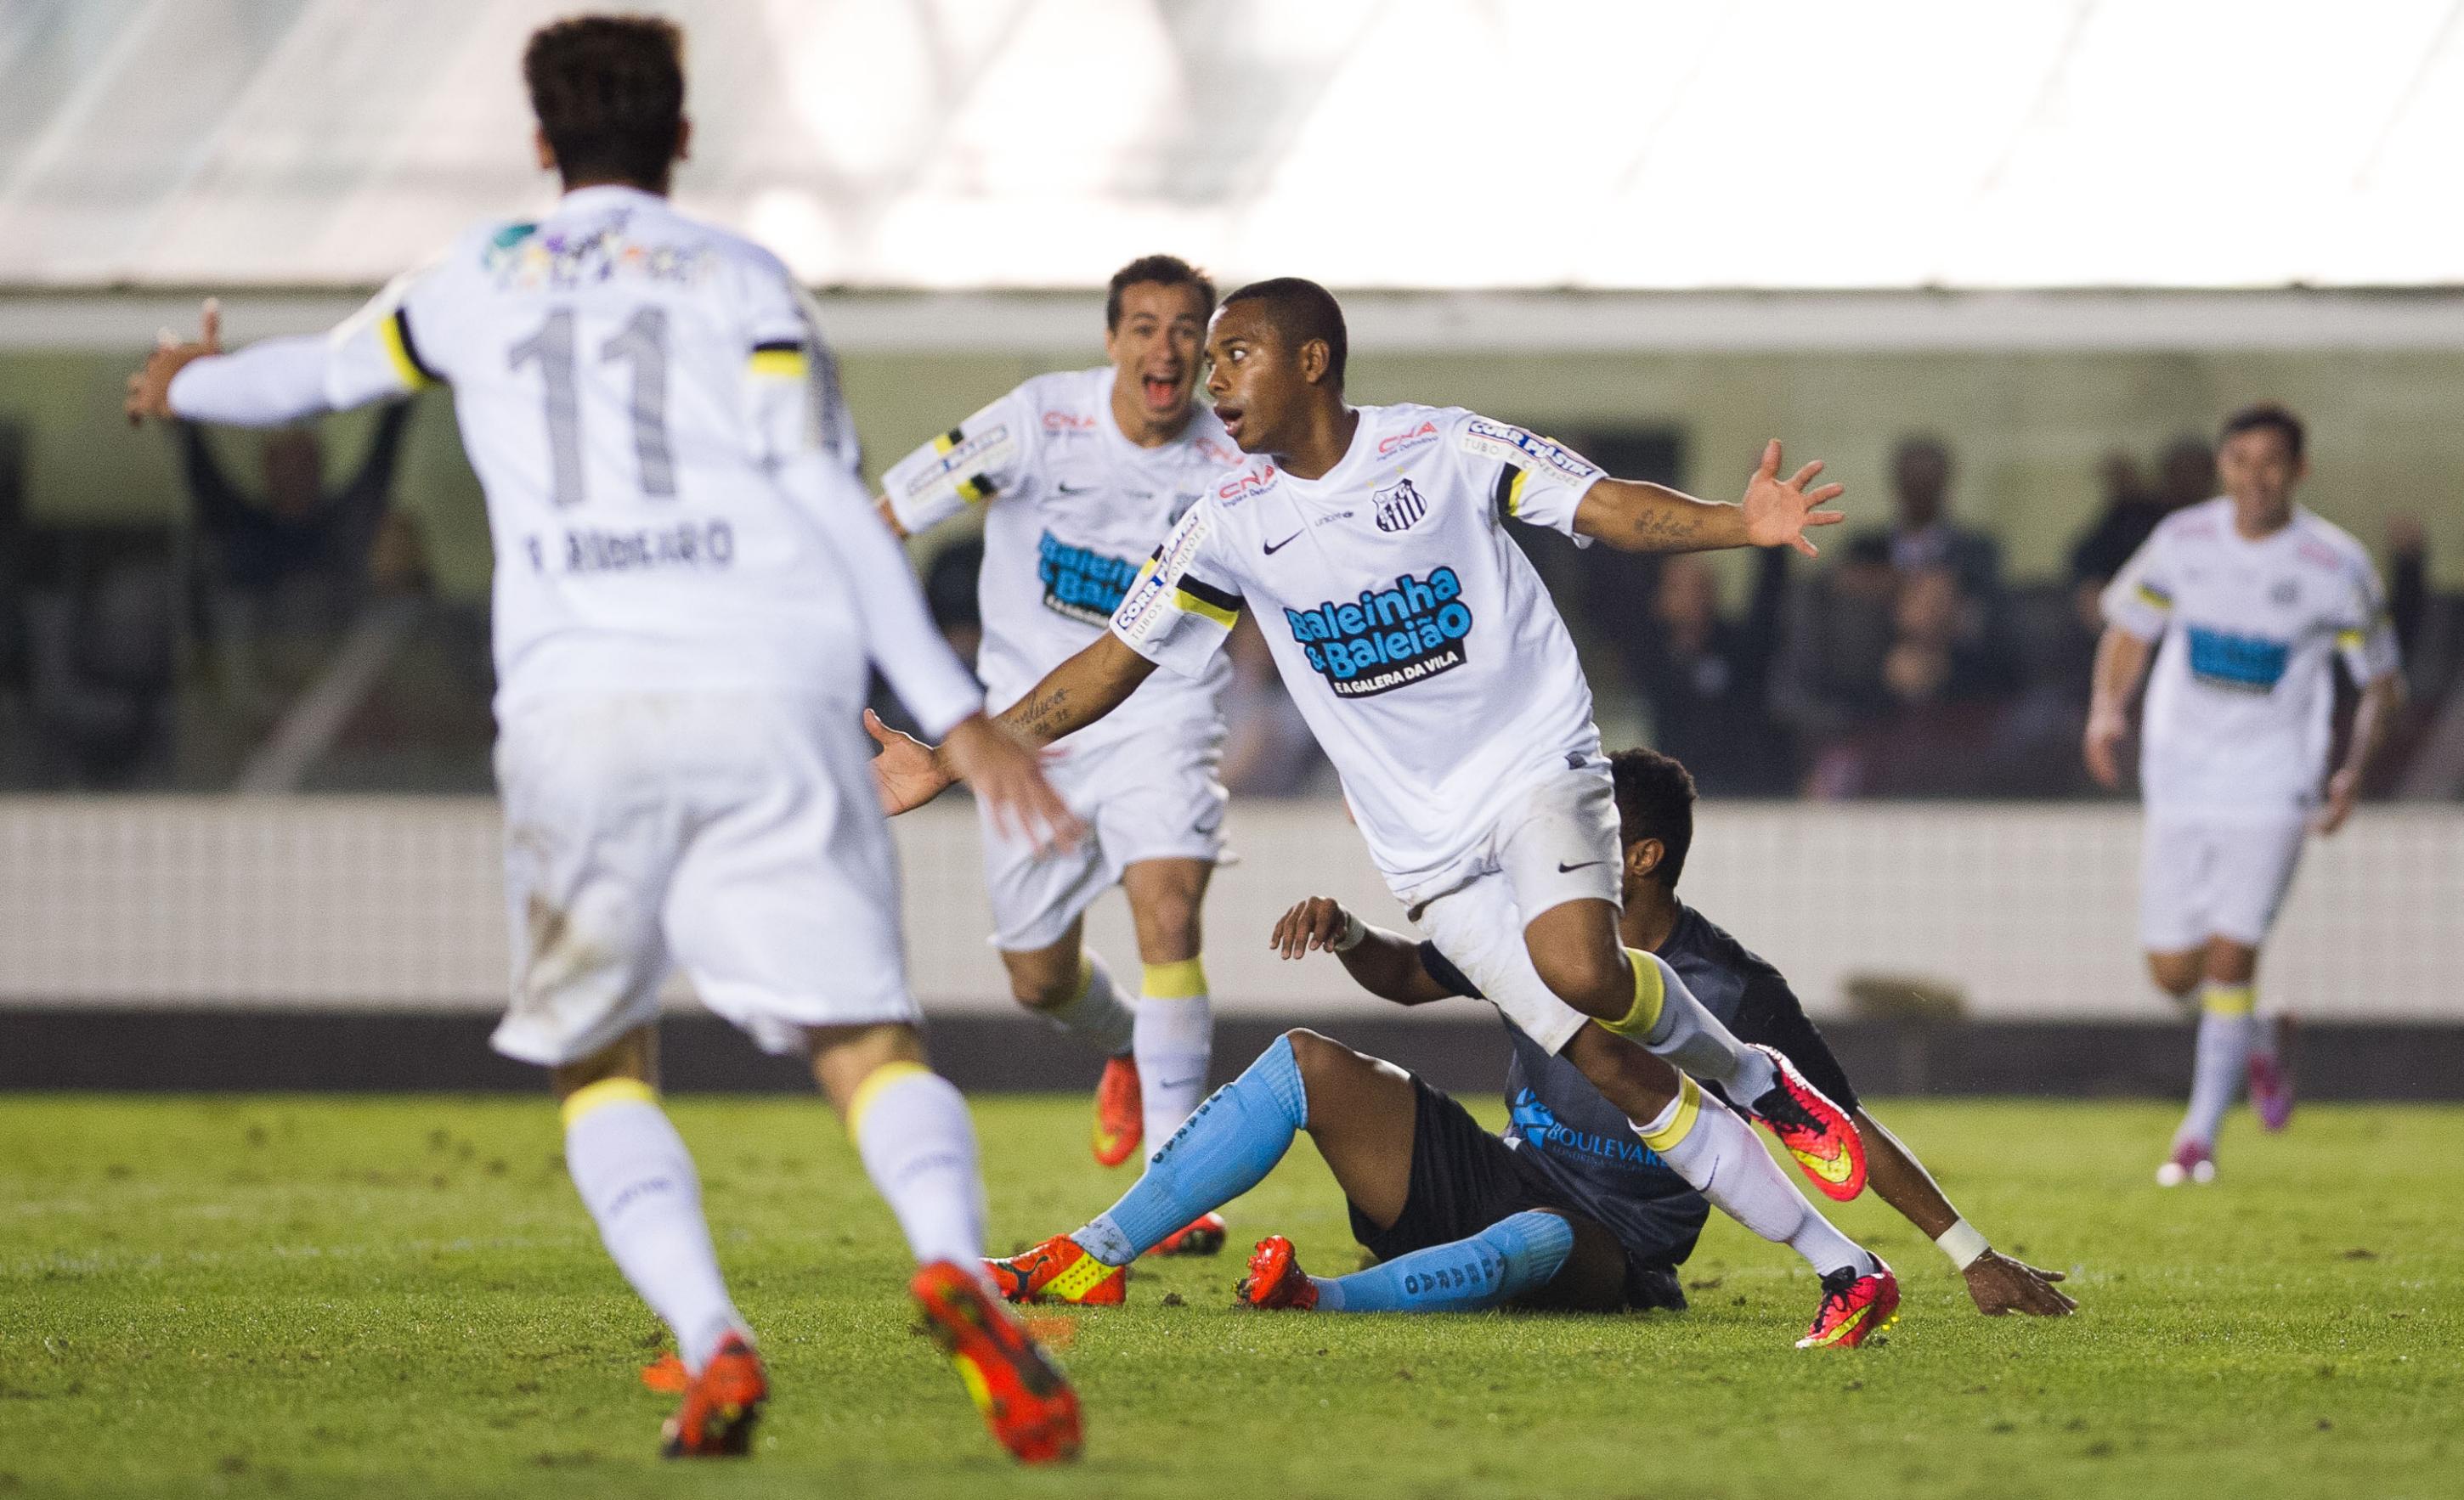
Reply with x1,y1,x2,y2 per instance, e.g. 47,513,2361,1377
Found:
1145,1211,1228,1259
1743,1045,1868,1201
1233,1235,1320,1311
658,1333,768,1458
1093,1055,1144,1167
1796,1260,1899,1350
912,1261,1083,1465
985,1233,1127,1305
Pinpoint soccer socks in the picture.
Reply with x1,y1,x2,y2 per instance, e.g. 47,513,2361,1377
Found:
1074,1034,1308,1266
562,1080,745,1374
1311,1210,1575,1314
2177,983,2258,1148
1135,957,1214,1152
1037,950,1135,1057
1635,1077,1872,1279
1615,949,1781,1102
850,1062,987,1270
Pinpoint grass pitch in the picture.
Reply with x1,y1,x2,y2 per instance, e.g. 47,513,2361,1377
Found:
3,1093,2458,1499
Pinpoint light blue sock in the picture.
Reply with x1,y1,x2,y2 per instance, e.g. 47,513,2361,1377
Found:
1313,1210,1575,1314
1072,1035,1308,1265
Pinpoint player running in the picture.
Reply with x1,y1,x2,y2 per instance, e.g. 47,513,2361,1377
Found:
2086,403,2404,1187
873,257,1241,1217
124,16,1081,1464
873,278,1890,1340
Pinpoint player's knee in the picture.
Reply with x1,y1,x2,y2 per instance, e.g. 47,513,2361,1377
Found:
2145,951,2201,999
1280,1028,1345,1090
1006,963,1081,1012
1532,945,1629,1018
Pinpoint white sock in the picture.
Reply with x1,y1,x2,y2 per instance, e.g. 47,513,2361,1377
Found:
1036,950,1135,1057
1136,957,1214,1150
562,1080,745,1374
2178,983,2256,1148
1634,950,1778,1101
851,1063,987,1270
1634,1078,1871,1279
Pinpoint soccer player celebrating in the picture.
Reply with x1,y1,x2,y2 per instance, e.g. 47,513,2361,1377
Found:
873,257,1241,1221
873,278,1893,1339
124,16,1082,1464
2086,403,2404,1187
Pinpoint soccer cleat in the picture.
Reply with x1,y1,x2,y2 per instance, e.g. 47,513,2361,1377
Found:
912,1260,1083,1465
1796,1260,1898,1350
1145,1211,1228,1259
985,1233,1127,1305
1093,1054,1143,1168
2156,1139,2216,1187
1234,1235,1320,1311
2247,1017,2296,1132
658,1333,767,1458
1743,1045,1868,1201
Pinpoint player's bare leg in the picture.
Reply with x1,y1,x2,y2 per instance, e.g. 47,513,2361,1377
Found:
551,1025,763,1458
1121,857,1226,1255
999,921,1142,1166
2161,938,2265,1184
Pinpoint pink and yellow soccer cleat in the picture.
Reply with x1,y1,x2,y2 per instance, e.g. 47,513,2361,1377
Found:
1796,1260,1899,1350
1234,1235,1320,1311
1145,1211,1228,1259
1093,1055,1143,1168
912,1261,1083,1465
1743,1044,1868,1201
985,1234,1127,1306
2156,1138,2216,1187
657,1333,768,1458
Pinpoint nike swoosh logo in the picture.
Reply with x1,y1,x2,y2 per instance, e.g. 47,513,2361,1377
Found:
1057,482,1096,495
1556,860,1606,873
1263,531,1302,555
1157,1076,1206,1091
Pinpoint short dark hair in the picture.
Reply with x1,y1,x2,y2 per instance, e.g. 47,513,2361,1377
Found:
1610,747,1697,889
2219,403,2305,461
1106,255,1215,331
1222,277,1348,386
523,16,687,191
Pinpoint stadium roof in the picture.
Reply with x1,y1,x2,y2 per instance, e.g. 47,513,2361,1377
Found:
3,0,2461,293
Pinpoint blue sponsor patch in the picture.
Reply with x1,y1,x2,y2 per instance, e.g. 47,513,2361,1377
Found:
2185,625,2290,691
1282,567,1474,697
1037,530,1141,625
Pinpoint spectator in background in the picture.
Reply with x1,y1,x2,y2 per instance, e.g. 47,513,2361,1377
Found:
1771,532,1898,790
2069,437,2212,592
1628,550,1793,796
1873,435,2002,602
1219,614,1326,796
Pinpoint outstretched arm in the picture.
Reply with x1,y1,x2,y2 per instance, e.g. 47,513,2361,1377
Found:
2083,625,2154,787
1268,897,1455,1006
867,632,1157,815
2316,669,2405,834
1853,1109,2075,1316
1574,440,1845,557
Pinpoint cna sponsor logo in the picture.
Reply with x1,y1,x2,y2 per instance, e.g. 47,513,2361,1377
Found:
1376,419,1439,458
1217,464,1277,503
1037,530,1141,626
1282,567,1474,698
1507,1090,1664,1168
1374,478,1428,533
1043,409,1096,433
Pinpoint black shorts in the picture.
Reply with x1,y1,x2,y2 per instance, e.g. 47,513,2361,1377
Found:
1344,1076,1685,1312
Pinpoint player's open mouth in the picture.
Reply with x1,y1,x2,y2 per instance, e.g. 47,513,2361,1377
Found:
1213,403,1244,441
1141,372,1184,410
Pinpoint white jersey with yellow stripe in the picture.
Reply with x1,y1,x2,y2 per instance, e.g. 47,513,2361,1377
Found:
2101,495,2399,820
1110,403,1607,898
167,184,981,735
880,366,1240,747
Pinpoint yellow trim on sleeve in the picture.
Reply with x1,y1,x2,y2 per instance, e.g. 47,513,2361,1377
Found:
1505,467,1531,517
377,313,434,391
1171,587,1240,629
846,1059,935,1140
954,476,992,504
560,1076,658,1130
2134,584,2172,610
748,348,809,379
1636,1075,1703,1153
2334,628,2365,651
1142,957,1209,998
1601,949,1666,1040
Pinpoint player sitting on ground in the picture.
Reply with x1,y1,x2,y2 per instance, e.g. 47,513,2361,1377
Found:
125,15,1080,1464
871,257,1241,1250
874,278,1897,1341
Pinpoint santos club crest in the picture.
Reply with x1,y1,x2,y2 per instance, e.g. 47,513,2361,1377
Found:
1374,478,1428,533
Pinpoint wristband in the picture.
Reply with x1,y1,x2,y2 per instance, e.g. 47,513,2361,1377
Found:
1330,911,1367,953
1935,1217,1991,1271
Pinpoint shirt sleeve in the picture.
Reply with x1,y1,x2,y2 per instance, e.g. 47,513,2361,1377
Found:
1453,411,1606,541
2334,553,2402,683
1415,941,1483,1001
1109,500,1245,679
879,388,1034,535
167,266,446,427
2099,525,2176,641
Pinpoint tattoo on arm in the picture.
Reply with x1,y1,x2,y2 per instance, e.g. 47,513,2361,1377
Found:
1001,686,1072,744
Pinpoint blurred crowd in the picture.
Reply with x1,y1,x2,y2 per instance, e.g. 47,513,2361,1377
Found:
2,409,2456,801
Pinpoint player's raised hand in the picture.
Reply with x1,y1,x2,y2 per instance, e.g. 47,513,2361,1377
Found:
935,712,1084,854
124,297,223,426
1739,439,1846,557
1269,896,1352,960
2083,704,2129,789
1961,1250,2077,1317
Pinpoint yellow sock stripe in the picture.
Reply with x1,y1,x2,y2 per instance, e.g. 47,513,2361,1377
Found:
377,310,435,390
1046,1248,1118,1301
846,1059,934,1141
561,1076,658,1130
1600,950,1665,1040
2201,984,2256,1017
1143,956,1208,998
1636,1075,1702,1153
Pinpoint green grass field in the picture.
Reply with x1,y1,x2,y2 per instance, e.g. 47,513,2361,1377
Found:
4,1093,2458,1499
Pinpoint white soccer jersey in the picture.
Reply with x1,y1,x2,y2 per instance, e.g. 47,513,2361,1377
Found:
1110,403,1607,894
881,366,1240,743
2103,496,2399,820
264,184,981,731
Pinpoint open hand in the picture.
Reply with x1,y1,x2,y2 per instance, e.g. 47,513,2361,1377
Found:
935,713,1082,854
1963,1250,2077,1317
866,708,954,815
2083,706,2129,788
125,298,222,426
2313,765,2360,835
1269,896,1352,960
1739,439,1846,557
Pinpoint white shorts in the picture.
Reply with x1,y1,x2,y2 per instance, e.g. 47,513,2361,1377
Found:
490,691,917,1067
2139,814,2309,954
981,723,1228,952
1405,763,1623,1057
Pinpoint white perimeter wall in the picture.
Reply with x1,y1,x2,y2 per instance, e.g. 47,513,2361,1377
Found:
0,798,2456,1022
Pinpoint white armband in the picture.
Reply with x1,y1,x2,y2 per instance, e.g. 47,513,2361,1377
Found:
1935,1217,1991,1271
